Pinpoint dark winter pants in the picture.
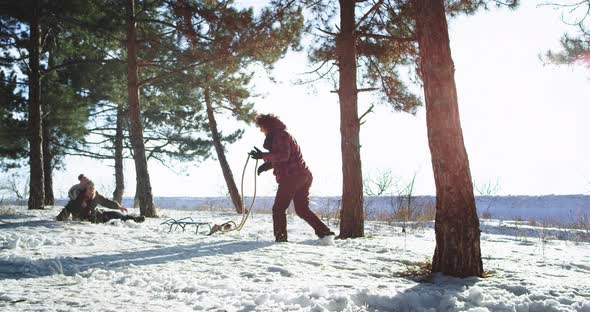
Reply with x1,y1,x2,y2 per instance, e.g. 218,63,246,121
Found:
93,210,134,223
272,172,331,241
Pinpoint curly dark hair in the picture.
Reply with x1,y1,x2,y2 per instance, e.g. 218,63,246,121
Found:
254,114,287,131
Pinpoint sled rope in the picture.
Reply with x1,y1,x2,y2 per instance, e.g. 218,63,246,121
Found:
208,154,258,235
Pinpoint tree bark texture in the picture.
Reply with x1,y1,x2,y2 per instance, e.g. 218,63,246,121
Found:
134,183,140,208
27,1,45,210
112,103,125,204
414,0,483,277
42,40,55,206
42,116,54,205
337,0,364,238
126,0,157,217
205,87,244,214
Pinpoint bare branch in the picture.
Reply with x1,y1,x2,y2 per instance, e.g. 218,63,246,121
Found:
330,87,377,94
151,154,184,175
316,27,338,37
298,59,330,75
359,103,374,125
89,107,118,117
138,60,204,86
294,62,337,85
358,87,379,92
358,32,416,42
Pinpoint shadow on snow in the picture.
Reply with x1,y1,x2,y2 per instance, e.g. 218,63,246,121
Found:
0,239,273,280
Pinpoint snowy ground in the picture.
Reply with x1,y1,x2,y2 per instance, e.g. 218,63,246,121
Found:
0,205,589,312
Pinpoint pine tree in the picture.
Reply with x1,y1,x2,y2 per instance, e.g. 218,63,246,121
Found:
1,0,122,206
544,1,590,67
336,0,365,238
41,37,93,205
303,0,422,238
0,0,47,209
125,0,157,217
173,0,304,213
0,71,28,169
412,0,517,277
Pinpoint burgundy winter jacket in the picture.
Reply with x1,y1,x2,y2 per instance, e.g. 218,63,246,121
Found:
262,129,310,183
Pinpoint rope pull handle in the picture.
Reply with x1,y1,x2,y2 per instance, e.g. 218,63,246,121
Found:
208,155,258,235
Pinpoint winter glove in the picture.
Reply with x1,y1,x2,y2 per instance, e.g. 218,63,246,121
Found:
257,162,272,176
249,146,264,160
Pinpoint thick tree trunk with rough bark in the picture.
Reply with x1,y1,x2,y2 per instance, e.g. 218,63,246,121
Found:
27,2,45,210
337,0,364,239
126,0,157,217
205,87,244,213
112,103,125,204
42,118,54,205
134,183,140,208
414,0,483,277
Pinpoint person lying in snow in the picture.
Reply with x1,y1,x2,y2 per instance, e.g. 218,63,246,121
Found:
56,174,145,223
250,114,334,242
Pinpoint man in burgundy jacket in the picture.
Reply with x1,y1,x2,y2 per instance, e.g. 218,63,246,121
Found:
251,114,334,242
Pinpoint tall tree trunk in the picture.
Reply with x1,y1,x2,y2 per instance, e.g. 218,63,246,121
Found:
174,2,244,214
204,86,244,214
134,183,140,208
414,0,483,277
112,103,125,204
337,0,364,238
126,0,157,217
42,117,54,205
42,38,56,206
27,1,45,210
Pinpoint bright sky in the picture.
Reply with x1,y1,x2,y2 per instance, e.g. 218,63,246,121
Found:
49,1,589,199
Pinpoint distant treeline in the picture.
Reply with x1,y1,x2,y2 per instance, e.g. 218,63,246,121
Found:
3,194,579,224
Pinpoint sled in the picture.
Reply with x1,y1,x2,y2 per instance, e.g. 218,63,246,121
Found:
160,217,211,234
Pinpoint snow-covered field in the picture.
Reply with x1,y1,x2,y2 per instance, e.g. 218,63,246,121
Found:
1,205,589,312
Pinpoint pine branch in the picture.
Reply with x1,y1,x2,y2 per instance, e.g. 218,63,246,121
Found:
43,59,121,76
0,42,19,49
89,46,125,62
62,151,113,160
16,46,30,74
136,18,178,30
354,0,384,31
85,137,114,145
0,55,27,62
146,141,172,160
87,127,118,133
41,27,52,50
56,143,114,160
493,0,519,6
89,107,118,117
138,61,204,86
358,32,416,42
0,77,28,85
